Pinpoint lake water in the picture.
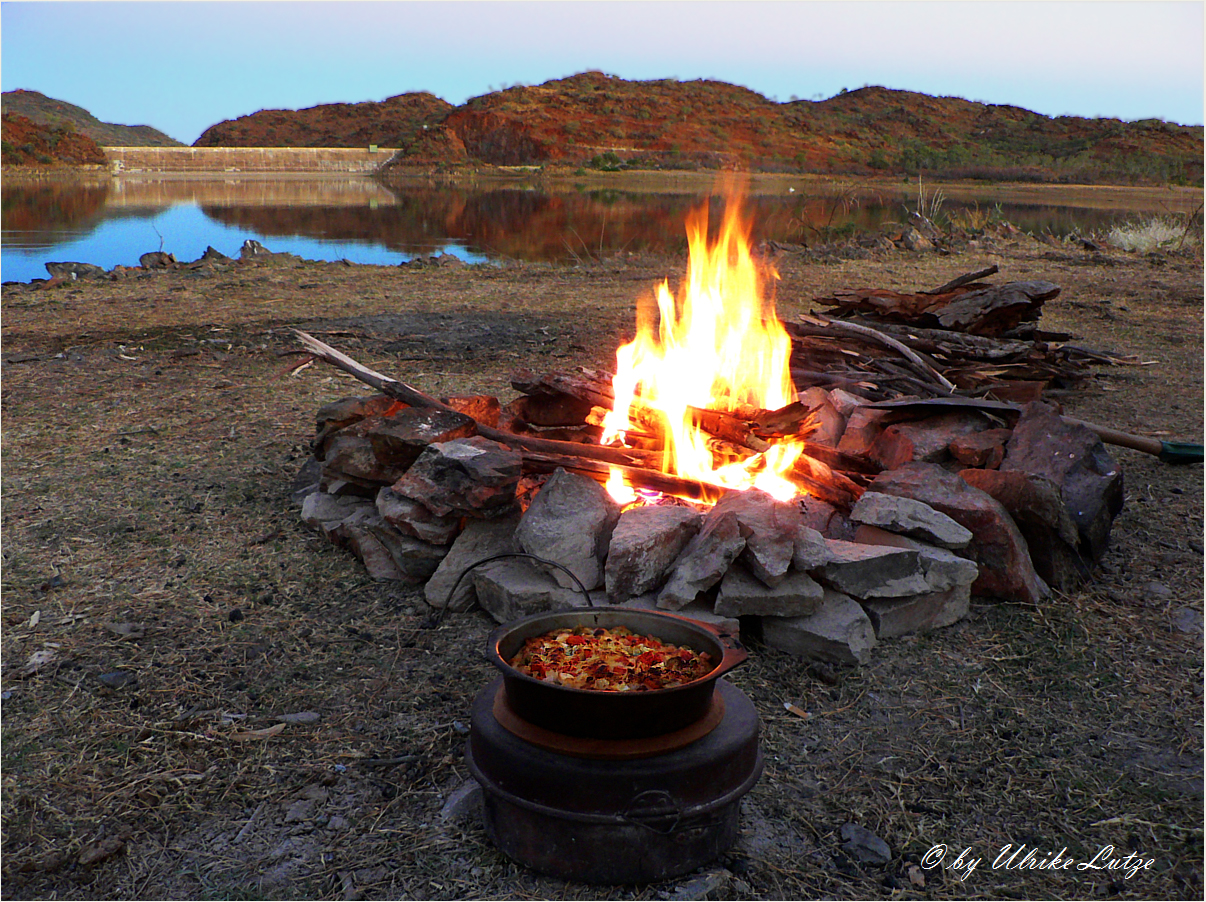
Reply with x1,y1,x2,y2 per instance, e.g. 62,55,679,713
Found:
2,174,1199,284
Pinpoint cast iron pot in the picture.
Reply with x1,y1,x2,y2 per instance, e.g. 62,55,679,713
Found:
486,607,747,740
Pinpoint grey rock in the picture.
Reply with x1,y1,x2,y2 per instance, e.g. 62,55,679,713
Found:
439,779,483,824
471,555,591,623
300,491,373,532
840,822,892,865
514,468,620,591
1173,606,1203,636
98,671,136,689
715,563,824,617
761,589,877,665
799,494,854,540
859,583,972,638
335,515,447,583
605,505,702,603
849,491,973,550
376,487,462,545
618,593,741,637
814,540,926,599
45,261,106,280
424,513,521,612
657,509,748,610
283,799,315,823
711,489,801,587
792,524,833,571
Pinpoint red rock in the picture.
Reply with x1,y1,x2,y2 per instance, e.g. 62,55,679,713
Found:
949,428,1013,468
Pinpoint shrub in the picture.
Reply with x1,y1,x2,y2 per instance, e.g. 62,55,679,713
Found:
1105,217,1190,253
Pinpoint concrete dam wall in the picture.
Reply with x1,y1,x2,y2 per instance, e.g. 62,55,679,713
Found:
104,146,398,174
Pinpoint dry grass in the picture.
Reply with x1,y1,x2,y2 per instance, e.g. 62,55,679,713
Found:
2,232,1202,900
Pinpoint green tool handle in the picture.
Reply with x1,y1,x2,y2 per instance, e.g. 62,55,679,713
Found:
1065,418,1204,464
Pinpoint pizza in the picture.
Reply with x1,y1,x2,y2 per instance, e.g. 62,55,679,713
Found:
507,625,715,692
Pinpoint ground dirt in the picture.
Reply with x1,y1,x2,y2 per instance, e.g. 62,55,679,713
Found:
1,222,1202,900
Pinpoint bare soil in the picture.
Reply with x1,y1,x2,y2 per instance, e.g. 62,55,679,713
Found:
1,226,1202,900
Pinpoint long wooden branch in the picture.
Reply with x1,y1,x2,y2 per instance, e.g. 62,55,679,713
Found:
295,330,652,469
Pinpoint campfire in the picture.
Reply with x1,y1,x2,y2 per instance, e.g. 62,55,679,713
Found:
292,190,1135,665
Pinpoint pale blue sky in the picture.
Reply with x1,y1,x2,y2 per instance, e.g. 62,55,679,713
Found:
2,1,1202,144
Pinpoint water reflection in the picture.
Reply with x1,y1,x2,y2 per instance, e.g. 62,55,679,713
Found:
2,174,1196,283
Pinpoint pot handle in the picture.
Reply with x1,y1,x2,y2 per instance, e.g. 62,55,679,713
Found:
712,630,748,676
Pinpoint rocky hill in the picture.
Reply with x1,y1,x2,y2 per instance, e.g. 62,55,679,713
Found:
1,113,108,167
194,93,454,148
386,73,1202,186
2,89,182,147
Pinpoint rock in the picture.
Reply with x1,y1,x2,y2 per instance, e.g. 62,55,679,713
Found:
827,388,873,418
799,495,854,540
1173,607,1203,637
315,394,405,452
515,468,620,591
471,555,590,623
761,589,877,665
657,509,748,610
139,250,176,269
792,524,833,570
840,823,892,866
321,431,408,488
618,593,740,637
796,387,846,446
275,712,321,725
859,583,971,638
1143,581,1174,601
1000,400,1124,562
442,394,501,428
605,505,702,603
813,540,927,599
200,245,232,263
868,412,990,470
715,563,824,617
949,428,1013,468
44,261,106,280
424,513,521,612
366,406,477,470
283,799,315,823
390,436,521,519
337,516,448,583
900,227,933,252
849,491,973,550
837,406,888,458
439,779,483,824
959,467,1086,591
300,492,374,540
869,462,1049,604
376,487,462,545
710,489,801,587
98,671,136,689
76,836,126,868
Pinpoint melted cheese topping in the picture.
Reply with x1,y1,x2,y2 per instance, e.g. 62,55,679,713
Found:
508,625,714,692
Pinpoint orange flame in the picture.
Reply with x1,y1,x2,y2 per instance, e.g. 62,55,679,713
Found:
602,191,805,503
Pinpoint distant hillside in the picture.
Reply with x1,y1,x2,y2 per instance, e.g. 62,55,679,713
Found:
384,73,1203,186
2,89,182,147
1,113,107,166
194,93,453,148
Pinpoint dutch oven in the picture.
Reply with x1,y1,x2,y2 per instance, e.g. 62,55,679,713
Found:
486,607,747,739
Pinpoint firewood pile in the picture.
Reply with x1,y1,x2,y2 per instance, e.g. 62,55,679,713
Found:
789,266,1142,402
291,266,1132,666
